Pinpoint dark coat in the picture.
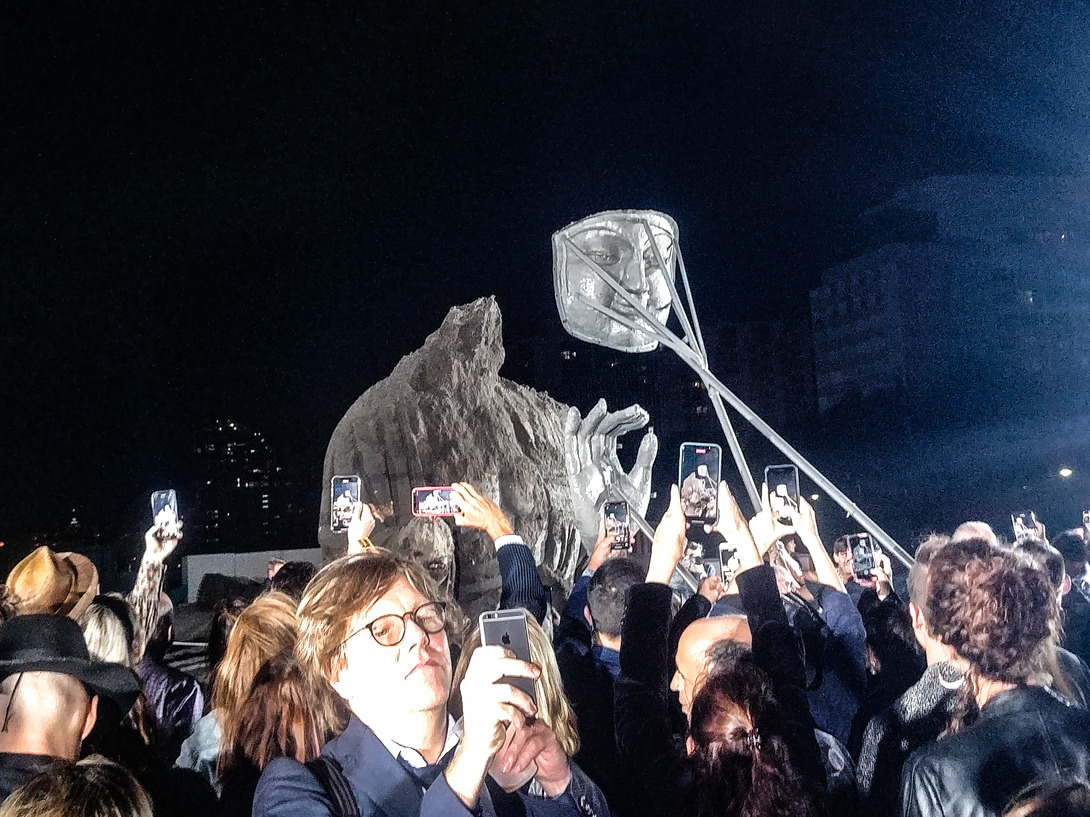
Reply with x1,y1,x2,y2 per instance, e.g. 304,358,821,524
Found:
901,685,1090,817
253,715,608,817
614,567,826,817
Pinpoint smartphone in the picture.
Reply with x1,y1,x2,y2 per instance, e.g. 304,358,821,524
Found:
331,475,361,533
1082,510,1089,528
411,487,461,517
479,609,537,706
603,500,630,549
1012,511,1037,543
765,465,800,523
150,490,178,525
719,542,740,582
679,442,722,525
848,533,876,577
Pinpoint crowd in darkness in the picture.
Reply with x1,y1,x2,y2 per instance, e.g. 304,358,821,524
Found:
3,475,1090,817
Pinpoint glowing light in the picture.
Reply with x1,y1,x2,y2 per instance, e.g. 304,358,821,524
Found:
810,494,820,501
1059,467,1074,478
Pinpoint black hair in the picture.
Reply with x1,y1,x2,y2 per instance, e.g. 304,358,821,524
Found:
587,558,644,638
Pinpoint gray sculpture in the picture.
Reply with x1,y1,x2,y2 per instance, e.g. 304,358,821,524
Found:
552,209,915,570
553,210,679,354
319,297,653,617
564,398,657,549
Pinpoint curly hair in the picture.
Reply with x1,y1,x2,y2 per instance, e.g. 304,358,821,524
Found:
688,645,821,817
926,538,1058,731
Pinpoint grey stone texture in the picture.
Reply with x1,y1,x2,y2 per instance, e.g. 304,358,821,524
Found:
319,298,583,619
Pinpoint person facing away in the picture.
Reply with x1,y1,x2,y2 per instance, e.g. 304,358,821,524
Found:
0,614,140,803
901,538,1090,817
136,593,204,766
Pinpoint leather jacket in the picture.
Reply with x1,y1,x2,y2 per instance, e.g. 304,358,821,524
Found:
901,685,1090,817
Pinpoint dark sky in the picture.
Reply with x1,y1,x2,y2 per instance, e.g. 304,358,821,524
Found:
3,0,1088,533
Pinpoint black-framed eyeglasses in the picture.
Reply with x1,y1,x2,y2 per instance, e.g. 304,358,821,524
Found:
344,601,448,648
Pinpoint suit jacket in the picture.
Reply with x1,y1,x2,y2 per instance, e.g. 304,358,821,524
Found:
252,715,608,817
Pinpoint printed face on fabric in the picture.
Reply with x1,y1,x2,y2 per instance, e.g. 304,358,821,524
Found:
331,578,453,719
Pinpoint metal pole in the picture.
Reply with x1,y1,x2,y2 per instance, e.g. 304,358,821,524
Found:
576,293,913,569
637,228,761,512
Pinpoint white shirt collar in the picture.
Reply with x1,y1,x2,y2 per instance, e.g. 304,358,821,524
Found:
373,714,461,770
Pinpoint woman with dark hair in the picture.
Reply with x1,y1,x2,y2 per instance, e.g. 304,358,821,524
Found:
687,644,822,817
902,538,1090,817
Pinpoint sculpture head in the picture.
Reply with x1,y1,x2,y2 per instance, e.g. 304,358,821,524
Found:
553,210,679,353
395,518,457,599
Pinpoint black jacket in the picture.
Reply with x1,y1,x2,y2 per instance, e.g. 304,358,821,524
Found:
901,685,1090,817
614,566,825,817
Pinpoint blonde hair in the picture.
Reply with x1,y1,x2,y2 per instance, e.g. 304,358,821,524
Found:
0,756,152,817
453,611,580,757
80,601,137,667
213,592,298,764
296,550,441,681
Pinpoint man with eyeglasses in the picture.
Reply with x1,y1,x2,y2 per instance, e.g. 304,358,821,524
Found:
253,548,605,817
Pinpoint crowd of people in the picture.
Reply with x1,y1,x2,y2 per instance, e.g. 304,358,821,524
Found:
2,476,1090,817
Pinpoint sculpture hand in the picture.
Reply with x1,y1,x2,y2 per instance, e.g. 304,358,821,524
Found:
565,399,658,548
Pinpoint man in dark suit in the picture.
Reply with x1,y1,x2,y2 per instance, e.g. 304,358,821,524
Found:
253,548,607,817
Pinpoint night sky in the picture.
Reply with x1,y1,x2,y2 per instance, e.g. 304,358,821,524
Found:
4,1,1089,536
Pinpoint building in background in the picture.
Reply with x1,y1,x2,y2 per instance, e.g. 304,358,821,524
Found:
810,174,1090,419
185,420,307,553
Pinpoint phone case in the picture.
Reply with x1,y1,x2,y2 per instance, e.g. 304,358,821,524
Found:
479,610,537,706
411,486,461,517
331,476,361,533
679,442,722,525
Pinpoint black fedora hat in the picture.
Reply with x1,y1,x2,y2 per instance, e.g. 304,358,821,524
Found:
0,614,140,714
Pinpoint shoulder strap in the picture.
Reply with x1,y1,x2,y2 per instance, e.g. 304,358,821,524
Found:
305,755,362,817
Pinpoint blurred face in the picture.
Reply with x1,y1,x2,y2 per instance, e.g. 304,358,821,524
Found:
834,547,854,581
331,579,452,722
670,639,703,718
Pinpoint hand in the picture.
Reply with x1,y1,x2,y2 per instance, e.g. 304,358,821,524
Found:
773,562,801,595
564,400,658,547
346,502,376,555
452,482,515,543
873,552,893,599
586,518,626,573
748,483,795,555
457,645,539,763
493,719,571,797
646,485,686,584
144,519,182,561
698,574,726,603
786,492,822,551
448,645,540,806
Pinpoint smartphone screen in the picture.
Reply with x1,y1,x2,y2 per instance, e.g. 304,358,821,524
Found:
331,475,361,533
479,609,537,706
718,543,740,582
150,490,178,526
603,501,630,549
848,533,875,577
679,442,722,525
1012,511,1037,543
411,486,461,517
764,465,800,522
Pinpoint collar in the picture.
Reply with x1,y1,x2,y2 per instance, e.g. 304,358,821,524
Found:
373,714,460,769
592,644,621,679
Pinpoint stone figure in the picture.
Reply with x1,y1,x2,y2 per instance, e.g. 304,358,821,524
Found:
320,298,659,618
552,209,679,354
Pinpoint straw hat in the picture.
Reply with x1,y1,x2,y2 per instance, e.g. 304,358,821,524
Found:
7,546,100,619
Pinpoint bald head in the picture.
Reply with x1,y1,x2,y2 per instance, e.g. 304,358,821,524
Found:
0,671,97,760
671,615,752,717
